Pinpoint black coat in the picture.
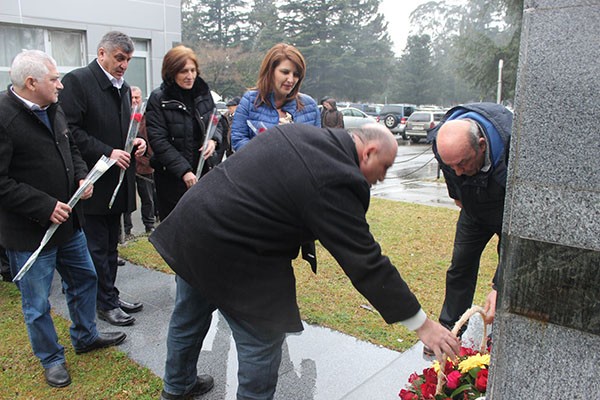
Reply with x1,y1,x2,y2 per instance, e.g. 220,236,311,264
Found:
145,77,223,218
150,124,421,333
59,60,136,215
0,89,88,251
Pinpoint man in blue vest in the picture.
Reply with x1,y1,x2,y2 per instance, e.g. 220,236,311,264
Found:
424,103,512,356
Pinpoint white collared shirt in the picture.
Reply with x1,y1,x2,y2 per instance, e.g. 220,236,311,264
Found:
96,59,124,89
10,86,48,111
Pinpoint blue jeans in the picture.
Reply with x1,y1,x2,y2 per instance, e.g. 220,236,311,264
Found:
8,229,99,369
163,276,285,400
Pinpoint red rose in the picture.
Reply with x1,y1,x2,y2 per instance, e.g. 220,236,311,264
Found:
445,370,462,389
398,389,418,400
443,360,455,375
420,382,436,398
132,113,143,122
408,372,420,384
422,367,437,384
459,346,478,357
475,369,489,392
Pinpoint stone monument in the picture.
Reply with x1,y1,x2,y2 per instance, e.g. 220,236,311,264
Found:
488,0,600,398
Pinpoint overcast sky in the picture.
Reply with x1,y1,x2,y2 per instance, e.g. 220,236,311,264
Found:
379,0,432,55
380,0,466,55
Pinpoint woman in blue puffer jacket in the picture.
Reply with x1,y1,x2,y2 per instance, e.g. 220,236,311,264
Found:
231,43,320,151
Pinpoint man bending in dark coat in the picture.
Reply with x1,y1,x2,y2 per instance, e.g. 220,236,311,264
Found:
150,123,460,400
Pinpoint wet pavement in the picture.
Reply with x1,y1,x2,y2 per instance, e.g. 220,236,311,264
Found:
372,140,457,210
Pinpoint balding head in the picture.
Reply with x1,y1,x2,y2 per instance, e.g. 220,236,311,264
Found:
436,119,486,176
130,86,142,107
351,123,397,185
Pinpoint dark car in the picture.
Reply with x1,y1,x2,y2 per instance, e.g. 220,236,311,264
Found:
376,104,417,139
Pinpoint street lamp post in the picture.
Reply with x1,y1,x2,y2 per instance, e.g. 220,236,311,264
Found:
497,59,504,104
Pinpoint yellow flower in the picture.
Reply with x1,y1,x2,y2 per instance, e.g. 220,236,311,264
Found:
458,354,490,373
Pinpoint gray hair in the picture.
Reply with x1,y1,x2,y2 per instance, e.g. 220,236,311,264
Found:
97,31,134,54
9,50,57,89
350,123,396,147
461,118,483,151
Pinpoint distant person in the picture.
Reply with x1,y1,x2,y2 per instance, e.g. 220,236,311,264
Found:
213,96,240,163
60,31,146,326
145,45,223,221
0,49,126,388
231,43,320,151
123,86,156,236
150,123,459,400
321,98,345,128
424,103,512,356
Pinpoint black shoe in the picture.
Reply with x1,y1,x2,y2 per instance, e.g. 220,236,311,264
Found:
1,270,12,282
119,299,143,313
145,226,155,233
117,258,126,266
97,307,135,326
44,364,71,388
75,331,127,354
160,374,215,399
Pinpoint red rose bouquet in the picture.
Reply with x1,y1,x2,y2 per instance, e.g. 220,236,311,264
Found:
399,306,490,400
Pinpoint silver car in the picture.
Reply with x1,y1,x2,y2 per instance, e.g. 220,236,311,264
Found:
340,107,376,129
405,111,446,143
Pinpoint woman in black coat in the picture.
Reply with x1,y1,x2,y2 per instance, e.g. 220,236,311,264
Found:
146,45,223,220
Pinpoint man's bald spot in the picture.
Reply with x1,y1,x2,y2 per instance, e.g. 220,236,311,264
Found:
358,123,397,151
436,120,474,163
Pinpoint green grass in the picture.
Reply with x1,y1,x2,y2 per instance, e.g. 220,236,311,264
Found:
1,198,497,397
0,282,163,399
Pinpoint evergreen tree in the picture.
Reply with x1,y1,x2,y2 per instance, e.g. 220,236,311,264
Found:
392,35,437,105
181,0,249,47
278,0,394,102
245,0,287,52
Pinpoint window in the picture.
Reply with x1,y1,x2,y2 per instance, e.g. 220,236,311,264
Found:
0,24,85,88
124,39,151,99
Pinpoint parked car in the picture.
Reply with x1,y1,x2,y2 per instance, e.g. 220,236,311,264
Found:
376,104,417,139
215,101,227,115
405,110,446,143
340,107,377,129
363,104,383,117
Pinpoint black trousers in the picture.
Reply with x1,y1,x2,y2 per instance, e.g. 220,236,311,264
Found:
439,209,501,329
83,213,121,311
123,174,156,233
0,244,11,281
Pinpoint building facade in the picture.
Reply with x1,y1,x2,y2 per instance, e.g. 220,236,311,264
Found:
0,0,181,98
